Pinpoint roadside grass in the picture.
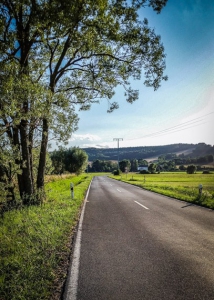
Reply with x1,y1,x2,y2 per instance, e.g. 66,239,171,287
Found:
0,173,95,300
109,172,214,209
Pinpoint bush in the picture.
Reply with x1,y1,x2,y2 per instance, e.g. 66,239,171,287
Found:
186,165,196,174
113,169,121,175
203,170,210,174
139,170,150,174
179,165,186,171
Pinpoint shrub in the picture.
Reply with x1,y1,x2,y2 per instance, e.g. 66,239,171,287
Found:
113,169,121,175
203,170,210,174
186,165,196,174
139,170,150,174
179,165,186,171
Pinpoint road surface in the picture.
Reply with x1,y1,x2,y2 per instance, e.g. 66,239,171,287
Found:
64,176,214,300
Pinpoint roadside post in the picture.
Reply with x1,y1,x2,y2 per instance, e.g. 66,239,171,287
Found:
198,183,203,196
70,183,74,199
125,167,128,179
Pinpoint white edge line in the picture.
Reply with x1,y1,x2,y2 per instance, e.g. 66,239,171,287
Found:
134,201,149,210
63,178,93,300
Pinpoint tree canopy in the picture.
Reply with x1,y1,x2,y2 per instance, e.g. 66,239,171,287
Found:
51,147,88,175
0,0,168,205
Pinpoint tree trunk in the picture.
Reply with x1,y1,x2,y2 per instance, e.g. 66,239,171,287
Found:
29,121,35,192
13,126,24,198
20,120,34,204
37,118,49,190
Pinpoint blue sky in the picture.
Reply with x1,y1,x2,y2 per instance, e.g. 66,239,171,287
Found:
57,0,214,149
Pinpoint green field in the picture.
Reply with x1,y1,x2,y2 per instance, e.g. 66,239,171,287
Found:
109,172,214,209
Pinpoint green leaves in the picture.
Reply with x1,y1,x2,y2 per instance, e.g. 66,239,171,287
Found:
51,147,88,175
0,0,168,200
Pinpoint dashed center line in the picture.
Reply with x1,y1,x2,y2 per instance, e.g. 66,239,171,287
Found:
134,201,149,210
117,189,122,192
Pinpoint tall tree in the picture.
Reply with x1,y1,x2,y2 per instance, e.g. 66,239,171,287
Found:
64,147,88,175
186,165,196,174
119,159,131,172
0,0,168,203
148,163,156,173
130,159,138,172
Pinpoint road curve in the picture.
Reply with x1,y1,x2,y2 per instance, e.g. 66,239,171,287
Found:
65,176,214,300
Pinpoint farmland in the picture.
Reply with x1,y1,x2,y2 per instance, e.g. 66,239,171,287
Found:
109,172,214,209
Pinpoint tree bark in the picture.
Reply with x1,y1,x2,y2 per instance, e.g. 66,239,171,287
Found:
13,126,24,198
29,121,35,192
20,120,34,204
37,118,49,190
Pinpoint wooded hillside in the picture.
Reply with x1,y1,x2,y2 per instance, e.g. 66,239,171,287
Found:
82,143,214,161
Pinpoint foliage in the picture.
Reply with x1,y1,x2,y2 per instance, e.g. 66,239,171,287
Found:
186,165,196,174
0,0,168,204
65,147,88,175
140,170,150,174
138,159,149,166
148,163,156,173
202,170,210,174
84,144,196,161
113,169,122,175
119,159,131,172
50,148,66,174
51,147,88,175
88,159,118,172
179,165,186,171
130,159,139,172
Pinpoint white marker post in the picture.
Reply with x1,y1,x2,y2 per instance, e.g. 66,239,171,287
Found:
198,183,203,196
125,167,128,179
70,183,74,199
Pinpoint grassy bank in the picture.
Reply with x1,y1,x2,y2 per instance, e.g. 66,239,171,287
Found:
0,174,93,300
109,172,214,209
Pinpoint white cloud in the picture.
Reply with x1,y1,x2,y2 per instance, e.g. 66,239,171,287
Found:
96,144,110,148
69,133,101,142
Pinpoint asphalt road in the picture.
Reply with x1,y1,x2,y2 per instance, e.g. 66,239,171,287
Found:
65,176,214,300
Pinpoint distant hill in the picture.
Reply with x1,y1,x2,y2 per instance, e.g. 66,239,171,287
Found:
82,143,214,161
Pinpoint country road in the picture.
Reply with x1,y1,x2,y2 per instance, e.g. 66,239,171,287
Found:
64,176,214,300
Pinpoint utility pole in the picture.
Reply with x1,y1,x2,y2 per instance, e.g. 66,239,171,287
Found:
113,138,123,170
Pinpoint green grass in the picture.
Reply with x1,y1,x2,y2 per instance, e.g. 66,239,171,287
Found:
109,172,214,209
0,174,94,300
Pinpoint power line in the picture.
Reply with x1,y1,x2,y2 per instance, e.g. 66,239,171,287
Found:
127,111,214,141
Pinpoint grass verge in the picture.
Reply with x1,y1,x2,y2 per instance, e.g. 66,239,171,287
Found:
109,172,214,209
0,174,93,300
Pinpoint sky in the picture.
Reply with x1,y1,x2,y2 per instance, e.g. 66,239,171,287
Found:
54,0,214,150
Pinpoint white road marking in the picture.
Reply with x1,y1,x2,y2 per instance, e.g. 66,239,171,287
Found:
117,189,122,192
63,179,93,300
134,201,149,210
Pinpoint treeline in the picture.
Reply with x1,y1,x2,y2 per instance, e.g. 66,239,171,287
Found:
87,154,214,174
88,158,149,173
50,149,214,176
84,143,195,161
83,143,214,161
156,153,214,172
173,154,214,165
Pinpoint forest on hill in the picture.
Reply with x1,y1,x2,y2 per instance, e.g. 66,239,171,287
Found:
82,143,214,161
